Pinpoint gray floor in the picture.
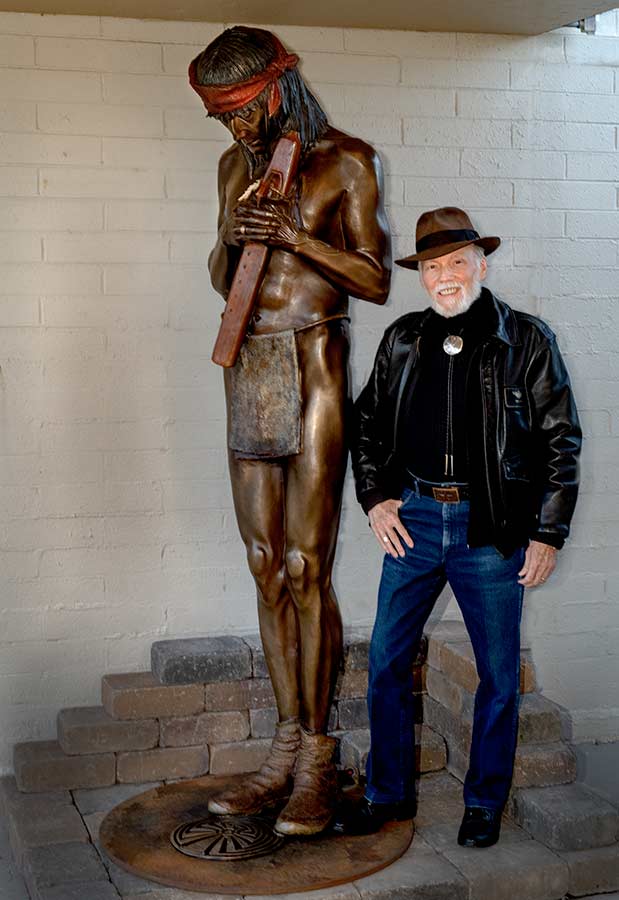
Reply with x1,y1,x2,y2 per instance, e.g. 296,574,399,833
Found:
0,818,28,900
2,809,619,900
2,746,618,900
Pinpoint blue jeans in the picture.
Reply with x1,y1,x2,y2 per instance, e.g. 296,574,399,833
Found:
366,487,525,811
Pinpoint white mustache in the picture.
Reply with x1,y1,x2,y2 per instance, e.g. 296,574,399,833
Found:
429,277,482,318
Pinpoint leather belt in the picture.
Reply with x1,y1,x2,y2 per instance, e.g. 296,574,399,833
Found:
405,473,469,503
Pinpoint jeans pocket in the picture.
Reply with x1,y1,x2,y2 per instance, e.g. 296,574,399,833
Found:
399,487,416,510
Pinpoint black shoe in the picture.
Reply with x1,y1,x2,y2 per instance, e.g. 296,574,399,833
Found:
331,795,415,836
457,806,502,848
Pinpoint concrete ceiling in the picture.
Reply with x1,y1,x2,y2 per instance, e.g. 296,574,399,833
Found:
1,0,617,34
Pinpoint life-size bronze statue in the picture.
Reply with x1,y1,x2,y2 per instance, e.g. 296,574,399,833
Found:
188,27,391,836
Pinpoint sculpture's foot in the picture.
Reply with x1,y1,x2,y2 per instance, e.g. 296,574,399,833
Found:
274,728,338,836
207,719,300,816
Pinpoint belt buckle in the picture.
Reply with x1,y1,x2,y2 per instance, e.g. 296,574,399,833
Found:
432,486,460,503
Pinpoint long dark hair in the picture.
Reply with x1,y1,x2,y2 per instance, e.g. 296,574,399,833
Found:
193,26,328,153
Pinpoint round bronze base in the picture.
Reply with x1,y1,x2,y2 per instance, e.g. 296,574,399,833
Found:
99,775,414,895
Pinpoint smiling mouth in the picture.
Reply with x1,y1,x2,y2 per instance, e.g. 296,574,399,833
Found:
437,286,461,297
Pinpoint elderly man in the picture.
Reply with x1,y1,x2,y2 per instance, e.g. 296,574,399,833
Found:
188,26,390,836
334,207,581,847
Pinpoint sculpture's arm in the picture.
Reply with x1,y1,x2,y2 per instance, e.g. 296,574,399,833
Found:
232,146,392,304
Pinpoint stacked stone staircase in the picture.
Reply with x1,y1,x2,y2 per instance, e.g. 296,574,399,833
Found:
3,620,618,900
10,629,439,795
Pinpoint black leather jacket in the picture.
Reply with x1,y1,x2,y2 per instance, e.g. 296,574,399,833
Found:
352,289,582,557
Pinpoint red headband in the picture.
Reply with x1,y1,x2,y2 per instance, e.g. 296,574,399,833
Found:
188,36,299,116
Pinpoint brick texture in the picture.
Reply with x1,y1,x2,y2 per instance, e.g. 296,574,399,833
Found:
209,739,271,775
511,783,619,850
159,710,250,746
557,843,619,897
101,672,204,720
203,678,276,712
22,842,109,898
151,635,252,685
7,801,88,868
57,705,159,754
116,746,209,782
14,741,115,792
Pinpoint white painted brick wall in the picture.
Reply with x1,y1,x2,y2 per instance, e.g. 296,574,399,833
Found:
1,9,619,772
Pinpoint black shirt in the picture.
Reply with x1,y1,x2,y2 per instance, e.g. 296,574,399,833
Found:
402,291,493,483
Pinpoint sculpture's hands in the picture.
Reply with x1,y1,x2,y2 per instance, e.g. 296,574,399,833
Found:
233,197,305,250
219,205,250,247
518,540,557,587
368,499,414,559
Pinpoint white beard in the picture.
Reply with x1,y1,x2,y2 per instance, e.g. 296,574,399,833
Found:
429,276,483,318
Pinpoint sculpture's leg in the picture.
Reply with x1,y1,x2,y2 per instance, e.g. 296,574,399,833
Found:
229,452,301,722
208,455,301,816
274,321,349,835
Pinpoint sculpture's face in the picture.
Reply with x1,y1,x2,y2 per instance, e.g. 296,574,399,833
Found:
216,102,269,157
420,245,487,318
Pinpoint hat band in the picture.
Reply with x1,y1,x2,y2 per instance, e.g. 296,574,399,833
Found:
416,228,479,254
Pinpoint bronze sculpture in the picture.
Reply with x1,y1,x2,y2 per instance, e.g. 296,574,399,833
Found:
189,26,391,836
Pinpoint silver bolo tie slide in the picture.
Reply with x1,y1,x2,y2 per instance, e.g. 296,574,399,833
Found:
443,335,463,355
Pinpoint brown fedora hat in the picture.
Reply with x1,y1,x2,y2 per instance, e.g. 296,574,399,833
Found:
395,207,500,270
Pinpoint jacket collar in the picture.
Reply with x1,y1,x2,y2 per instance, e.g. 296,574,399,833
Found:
410,288,520,347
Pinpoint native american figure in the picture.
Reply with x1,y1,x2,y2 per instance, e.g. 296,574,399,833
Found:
189,26,391,836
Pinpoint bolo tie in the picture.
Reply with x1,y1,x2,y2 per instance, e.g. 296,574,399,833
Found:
442,333,464,477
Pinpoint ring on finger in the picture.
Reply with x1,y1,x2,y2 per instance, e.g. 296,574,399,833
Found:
240,224,246,235
382,536,389,543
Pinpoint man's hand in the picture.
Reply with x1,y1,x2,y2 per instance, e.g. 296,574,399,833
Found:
518,540,558,587
368,499,414,559
233,198,304,249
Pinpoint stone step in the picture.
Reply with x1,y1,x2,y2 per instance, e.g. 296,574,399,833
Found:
426,667,564,744
151,635,252,685
101,671,205,720
58,706,159,756
22,842,110,900
151,629,427,687
513,741,577,789
426,620,536,695
116,745,209,783
13,741,115,794
511,782,619,850
424,696,576,789
13,734,214,793
0,776,85,870
339,725,447,775
556,844,619,897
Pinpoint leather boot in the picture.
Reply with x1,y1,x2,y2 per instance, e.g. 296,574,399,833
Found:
274,727,338,835
207,719,300,815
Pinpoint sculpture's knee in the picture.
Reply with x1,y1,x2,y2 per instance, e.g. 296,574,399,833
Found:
247,543,286,608
247,544,270,580
285,548,307,581
285,548,323,610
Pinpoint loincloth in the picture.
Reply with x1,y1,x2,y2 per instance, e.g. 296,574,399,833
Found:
227,329,302,459
227,314,349,461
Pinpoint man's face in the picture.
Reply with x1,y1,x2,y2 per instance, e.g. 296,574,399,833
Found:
419,245,487,318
